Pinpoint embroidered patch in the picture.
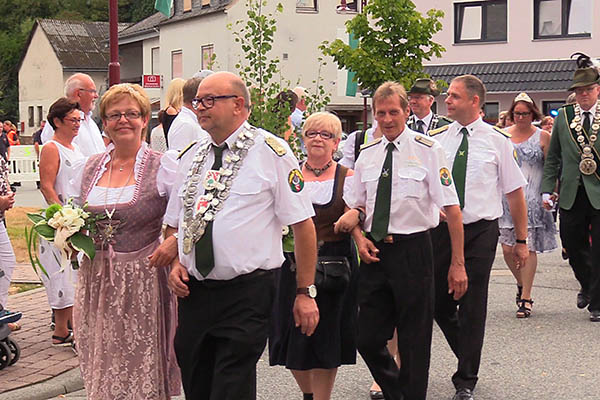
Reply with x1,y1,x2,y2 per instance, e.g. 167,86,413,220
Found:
288,169,304,193
440,167,452,186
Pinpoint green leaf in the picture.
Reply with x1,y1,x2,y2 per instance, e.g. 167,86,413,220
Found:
70,232,96,261
33,222,56,240
27,213,45,224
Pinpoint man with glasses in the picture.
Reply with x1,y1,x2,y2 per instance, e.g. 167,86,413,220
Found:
407,78,452,135
164,71,319,399
542,56,600,321
168,77,210,151
41,73,105,156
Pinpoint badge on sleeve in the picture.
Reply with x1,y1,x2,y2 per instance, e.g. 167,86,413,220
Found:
513,149,519,163
440,167,452,186
288,169,304,193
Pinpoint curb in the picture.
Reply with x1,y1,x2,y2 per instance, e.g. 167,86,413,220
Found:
0,367,83,400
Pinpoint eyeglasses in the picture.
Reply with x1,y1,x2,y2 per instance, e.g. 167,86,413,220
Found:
574,86,598,95
63,117,83,125
79,88,98,94
105,111,142,122
192,95,238,110
514,112,531,117
304,131,336,140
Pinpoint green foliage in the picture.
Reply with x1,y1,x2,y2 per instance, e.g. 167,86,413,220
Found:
320,0,445,93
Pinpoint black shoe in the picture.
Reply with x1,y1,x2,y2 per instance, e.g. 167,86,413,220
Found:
577,292,590,309
590,310,600,322
453,388,474,400
369,390,384,400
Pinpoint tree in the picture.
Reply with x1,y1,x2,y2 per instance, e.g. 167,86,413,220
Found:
320,0,445,93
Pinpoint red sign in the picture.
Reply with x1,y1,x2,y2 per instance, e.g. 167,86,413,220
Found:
143,75,161,88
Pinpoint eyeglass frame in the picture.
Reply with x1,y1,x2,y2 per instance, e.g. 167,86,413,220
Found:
191,95,239,110
105,111,143,122
304,130,337,140
78,88,98,95
513,111,532,117
63,117,83,125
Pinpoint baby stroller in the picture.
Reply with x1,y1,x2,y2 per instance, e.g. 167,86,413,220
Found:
0,310,21,370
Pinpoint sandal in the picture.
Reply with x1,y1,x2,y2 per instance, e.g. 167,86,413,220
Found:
7,322,21,332
516,299,533,318
52,332,74,347
515,285,523,307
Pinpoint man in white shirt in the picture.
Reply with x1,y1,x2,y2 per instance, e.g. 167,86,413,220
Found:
41,73,106,156
167,77,209,151
291,86,307,129
164,71,319,400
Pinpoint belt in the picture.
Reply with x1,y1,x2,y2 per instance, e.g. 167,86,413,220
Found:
367,231,429,244
188,268,273,289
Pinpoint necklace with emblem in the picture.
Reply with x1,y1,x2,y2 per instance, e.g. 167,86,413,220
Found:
304,160,332,176
571,103,600,175
181,126,256,254
100,156,135,247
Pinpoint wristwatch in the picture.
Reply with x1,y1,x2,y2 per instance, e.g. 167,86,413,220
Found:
296,284,317,299
354,208,366,225
516,238,527,244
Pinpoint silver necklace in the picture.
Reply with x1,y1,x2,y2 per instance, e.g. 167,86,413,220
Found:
571,102,600,175
99,155,135,246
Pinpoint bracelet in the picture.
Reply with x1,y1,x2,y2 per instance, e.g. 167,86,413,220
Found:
516,239,527,244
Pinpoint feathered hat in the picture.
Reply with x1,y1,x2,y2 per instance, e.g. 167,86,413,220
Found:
569,52,600,91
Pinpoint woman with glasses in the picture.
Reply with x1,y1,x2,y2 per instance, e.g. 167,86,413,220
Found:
38,97,84,346
270,112,358,400
499,93,557,318
70,84,181,399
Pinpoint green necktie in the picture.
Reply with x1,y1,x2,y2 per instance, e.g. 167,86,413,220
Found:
371,143,394,242
415,120,425,134
583,112,591,134
194,145,224,277
452,128,469,209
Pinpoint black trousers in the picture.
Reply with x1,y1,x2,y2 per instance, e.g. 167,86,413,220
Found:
559,185,600,311
431,219,499,391
174,269,275,400
357,231,434,400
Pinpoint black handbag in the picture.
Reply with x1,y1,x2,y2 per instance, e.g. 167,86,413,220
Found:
315,256,351,292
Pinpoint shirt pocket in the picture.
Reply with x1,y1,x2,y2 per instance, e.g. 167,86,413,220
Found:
361,166,381,207
396,166,428,199
468,149,497,185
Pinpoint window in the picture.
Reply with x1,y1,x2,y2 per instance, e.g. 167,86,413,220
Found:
454,1,507,43
171,50,183,79
201,44,214,70
483,102,499,124
37,106,43,126
151,47,160,75
183,0,192,12
28,106,34,127
297,0,317,12
534,0,592,39
336,1,358,12
542,100,565,116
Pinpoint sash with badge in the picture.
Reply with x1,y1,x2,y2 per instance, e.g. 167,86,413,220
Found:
566,103,600,176
180,125,257,254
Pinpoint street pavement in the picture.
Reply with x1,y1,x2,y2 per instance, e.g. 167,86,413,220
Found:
2,183,598,399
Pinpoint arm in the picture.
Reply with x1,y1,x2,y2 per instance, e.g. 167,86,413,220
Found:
291,218,319,336
148,225,178,268
443,205,467,300
541,115,562,210
38,143,61,204
506,187,529,267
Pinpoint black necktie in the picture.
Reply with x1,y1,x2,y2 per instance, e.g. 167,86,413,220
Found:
194,145,224,277
371,143,394,241
583,112,591,134
416,120,425,134
452,128,469,209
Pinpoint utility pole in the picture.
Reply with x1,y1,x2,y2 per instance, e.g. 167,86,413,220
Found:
108,0,120,86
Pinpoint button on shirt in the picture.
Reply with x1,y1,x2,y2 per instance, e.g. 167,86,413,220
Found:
41,111,106,156
432,118,527,224
164,122,315,280
167,106,209,151
344,127,459,234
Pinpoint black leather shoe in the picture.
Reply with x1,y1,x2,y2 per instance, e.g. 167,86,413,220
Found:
452,388,474,400
369,390,384,400
577,292,590,309
590,310,600,322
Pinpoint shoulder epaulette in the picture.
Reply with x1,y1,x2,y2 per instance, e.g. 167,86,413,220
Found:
428,125,449,136
492,126,511,138
265,135,287,157
438,115,453,123
177,141,198,160
359,137,382,151
415,135,434,147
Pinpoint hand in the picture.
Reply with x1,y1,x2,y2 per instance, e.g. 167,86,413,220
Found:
542,193,557,211
293,294,319,336
148,235,178,268
168,261,190,298
439,209,447,222
447,262,468,300
0,194,15,211
356,236,380,264
333,209,359,234
513,243,529,269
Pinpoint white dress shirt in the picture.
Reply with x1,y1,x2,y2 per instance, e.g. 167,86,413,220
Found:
339,127,377,169
431,118,527,224
291,108,304,129
41,111,106,157
410,112,433,134
164,121,315,280
167,106,209,151
344,127,459,234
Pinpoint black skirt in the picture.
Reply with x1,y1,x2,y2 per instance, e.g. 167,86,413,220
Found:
269,239,358,370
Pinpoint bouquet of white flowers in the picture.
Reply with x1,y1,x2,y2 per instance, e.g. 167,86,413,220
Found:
25,200,103,277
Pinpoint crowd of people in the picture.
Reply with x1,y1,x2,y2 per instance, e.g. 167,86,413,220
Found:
0,53,598,400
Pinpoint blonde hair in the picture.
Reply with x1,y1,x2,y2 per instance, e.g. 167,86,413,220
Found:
302,112,342,139
100,84,151,137
372,81,409,111
165,78,185,110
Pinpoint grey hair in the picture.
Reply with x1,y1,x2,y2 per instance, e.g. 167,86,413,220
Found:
64,73,93,97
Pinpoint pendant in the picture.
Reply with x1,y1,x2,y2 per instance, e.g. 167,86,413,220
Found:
183,237,193,254
579,158,597,175
203,170,221,190
105,208,115,219
571,122,578,129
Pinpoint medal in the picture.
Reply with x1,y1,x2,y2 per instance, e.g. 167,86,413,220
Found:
579,158,597,175
203,170,221,190
571,122,578,129
183,237,193,254
571,102,600,177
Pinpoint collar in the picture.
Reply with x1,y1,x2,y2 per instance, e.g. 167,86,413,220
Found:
210,121,251,149
579,102,598,115
455,117,483,136
381,126,408,150
417,111,433,126
180,106,197,119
